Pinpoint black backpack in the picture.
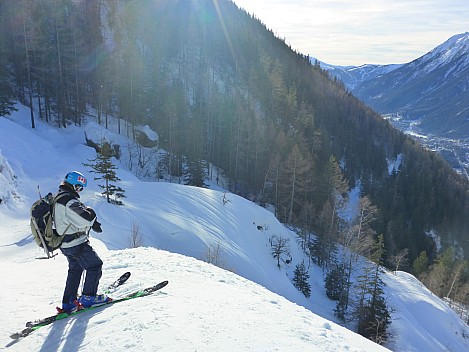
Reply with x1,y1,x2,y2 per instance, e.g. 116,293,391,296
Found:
30,192,70,258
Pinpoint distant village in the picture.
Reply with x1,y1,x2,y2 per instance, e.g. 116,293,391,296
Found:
385,114,469,180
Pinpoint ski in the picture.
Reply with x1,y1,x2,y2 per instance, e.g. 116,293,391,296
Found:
10,280,168,340
104,271,131,293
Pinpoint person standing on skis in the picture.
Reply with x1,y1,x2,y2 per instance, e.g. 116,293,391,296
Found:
54,171,111,313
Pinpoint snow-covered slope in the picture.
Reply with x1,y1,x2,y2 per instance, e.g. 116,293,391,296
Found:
2,246,389,352
1,106,469,351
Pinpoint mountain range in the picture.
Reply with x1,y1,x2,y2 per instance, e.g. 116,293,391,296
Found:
319,32,469,138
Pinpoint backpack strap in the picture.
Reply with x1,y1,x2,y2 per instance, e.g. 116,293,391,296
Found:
51,191,75,240
31,217,53,258
53,191,74,206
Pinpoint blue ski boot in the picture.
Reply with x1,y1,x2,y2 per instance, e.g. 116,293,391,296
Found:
78,294,112,308
57,300,81,314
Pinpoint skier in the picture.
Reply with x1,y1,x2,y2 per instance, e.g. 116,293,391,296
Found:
54,171,111,313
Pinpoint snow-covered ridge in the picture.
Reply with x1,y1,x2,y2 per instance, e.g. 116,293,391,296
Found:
319,32,469,93
409,32,469,75
427,32,469,63
314,58,402,89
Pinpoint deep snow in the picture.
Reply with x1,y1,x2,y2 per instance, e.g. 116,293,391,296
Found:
1,105,468,351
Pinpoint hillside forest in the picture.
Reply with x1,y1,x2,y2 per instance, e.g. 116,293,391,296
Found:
1,0,469,337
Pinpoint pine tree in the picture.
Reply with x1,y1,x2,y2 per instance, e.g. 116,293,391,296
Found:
0,0,14,116
322,156,349,267
293,261,311,298
0,29,16,116
335,196,379,322
352,235,391,344
84,140,126,205
184,157,208,188
325,262,348,301
325,261,351,322
281,144,312,224
412,250,429,278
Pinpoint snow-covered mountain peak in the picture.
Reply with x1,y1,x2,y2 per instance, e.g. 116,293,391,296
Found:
410,32,469,74
432,32,469,56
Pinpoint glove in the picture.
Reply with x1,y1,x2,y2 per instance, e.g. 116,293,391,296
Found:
86,206,97,219
92,220,102,233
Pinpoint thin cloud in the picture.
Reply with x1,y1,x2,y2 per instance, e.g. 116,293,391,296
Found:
233,0,469,65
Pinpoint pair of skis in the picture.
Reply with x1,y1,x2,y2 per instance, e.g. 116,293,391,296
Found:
10,272,168,340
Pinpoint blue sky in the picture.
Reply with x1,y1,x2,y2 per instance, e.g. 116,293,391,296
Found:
232,0,469,66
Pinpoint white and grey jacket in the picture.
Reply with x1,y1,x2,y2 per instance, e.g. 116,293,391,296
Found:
53,183,97,249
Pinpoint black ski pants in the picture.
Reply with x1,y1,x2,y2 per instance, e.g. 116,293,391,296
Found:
60,241,103,304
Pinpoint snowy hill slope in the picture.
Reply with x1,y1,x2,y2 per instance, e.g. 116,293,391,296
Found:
2,245,390,352
1,106,469,351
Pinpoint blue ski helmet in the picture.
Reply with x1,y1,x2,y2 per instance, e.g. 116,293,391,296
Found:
65,171,87,191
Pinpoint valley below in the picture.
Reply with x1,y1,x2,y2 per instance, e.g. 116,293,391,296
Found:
384,114,469,180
